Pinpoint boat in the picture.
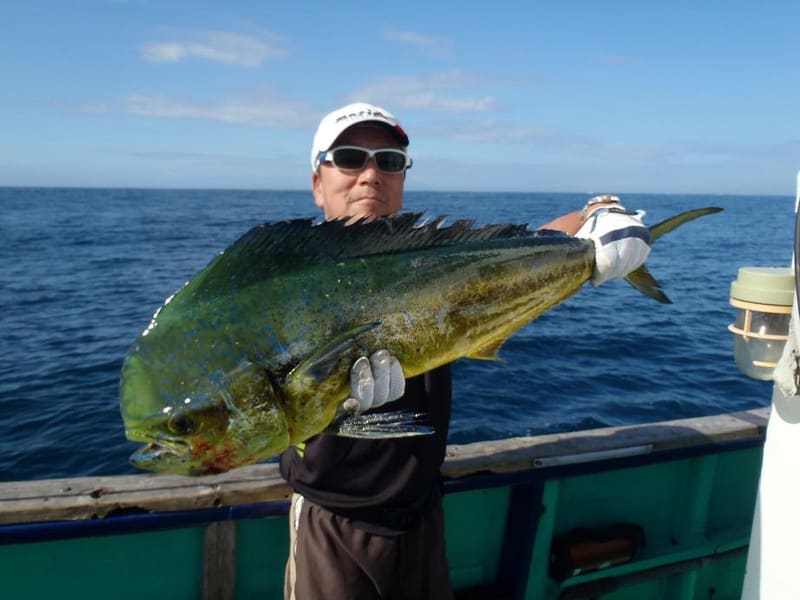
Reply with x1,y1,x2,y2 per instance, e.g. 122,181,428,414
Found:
0,407,767,599
739,170,800,600
2,173,798,599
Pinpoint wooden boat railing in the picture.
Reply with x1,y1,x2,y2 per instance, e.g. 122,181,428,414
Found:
0,407,769,599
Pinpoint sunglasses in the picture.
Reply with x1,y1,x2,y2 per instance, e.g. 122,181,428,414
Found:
318,146,412,174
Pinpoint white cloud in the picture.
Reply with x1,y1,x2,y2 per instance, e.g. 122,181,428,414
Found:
48,101,110,116
442,122,565,144
382,30,454,59
141,30,287,67
123,90,314,128
77,103,110,115
426,120,749,167
350,71,495,113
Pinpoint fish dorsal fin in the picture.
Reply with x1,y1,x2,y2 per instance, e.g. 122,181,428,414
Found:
177,213,548,303
234,212,535,261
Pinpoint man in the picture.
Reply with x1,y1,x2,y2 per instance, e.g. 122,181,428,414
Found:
280,102,650,599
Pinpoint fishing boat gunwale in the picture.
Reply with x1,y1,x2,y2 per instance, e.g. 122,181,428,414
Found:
0,406,768,599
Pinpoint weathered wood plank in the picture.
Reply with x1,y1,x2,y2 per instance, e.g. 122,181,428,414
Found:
0,465,292,525
0,408,769,526
441,407,769,478
204,521,236,600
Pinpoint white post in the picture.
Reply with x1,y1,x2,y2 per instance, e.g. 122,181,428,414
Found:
741,169,800,599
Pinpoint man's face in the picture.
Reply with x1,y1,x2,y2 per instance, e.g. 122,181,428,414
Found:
312,124,406,221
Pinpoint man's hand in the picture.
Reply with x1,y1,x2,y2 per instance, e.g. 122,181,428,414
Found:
575,200,652,286
345,350,405,414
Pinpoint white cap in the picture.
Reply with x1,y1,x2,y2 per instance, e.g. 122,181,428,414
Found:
310,102,409,171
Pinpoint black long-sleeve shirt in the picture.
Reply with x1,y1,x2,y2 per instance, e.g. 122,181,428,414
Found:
279,364,452,534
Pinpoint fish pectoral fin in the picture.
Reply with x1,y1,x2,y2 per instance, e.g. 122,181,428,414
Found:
625,264,672,304
467,340,506,361
325,410,434,439
292,321,382,383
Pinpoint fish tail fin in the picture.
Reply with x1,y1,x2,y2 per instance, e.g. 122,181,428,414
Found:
648,206,723,244
624,206,723,304
326,410,434,439
625,264,672,304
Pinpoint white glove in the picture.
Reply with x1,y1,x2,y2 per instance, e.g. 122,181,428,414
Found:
575,203,651,286
344,350,405,414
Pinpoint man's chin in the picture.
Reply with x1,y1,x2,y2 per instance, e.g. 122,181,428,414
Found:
349,198,390,219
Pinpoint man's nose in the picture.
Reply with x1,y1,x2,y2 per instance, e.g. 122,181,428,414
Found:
358,157,382,180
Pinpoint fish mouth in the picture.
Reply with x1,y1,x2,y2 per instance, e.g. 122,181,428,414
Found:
131,441,186,460
127,431,194,471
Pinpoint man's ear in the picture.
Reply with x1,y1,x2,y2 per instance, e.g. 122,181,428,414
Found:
312,171,324,209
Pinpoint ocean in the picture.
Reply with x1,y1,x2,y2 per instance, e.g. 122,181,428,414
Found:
0,187,793,482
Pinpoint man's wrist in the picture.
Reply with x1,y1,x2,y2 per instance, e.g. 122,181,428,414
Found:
580,194,621,221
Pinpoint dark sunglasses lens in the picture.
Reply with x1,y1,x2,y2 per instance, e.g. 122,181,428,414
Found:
332,148,368,170
375,151,406,172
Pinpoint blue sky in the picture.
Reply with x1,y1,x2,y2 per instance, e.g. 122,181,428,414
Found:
2,1,798,195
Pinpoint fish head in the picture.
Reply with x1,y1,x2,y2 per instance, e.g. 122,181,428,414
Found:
119,349,291,475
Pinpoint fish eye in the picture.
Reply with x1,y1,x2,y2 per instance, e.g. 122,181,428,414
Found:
168,412,195,435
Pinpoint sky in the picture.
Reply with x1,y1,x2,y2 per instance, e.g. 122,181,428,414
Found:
1,1,799,195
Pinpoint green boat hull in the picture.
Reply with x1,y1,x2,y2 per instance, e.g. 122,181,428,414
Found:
0,408,765,599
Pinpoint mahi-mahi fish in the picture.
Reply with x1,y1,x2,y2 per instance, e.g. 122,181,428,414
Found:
119,208,721,475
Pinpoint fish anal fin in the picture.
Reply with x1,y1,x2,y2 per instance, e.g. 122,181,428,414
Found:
467,340,506,361
625,265,672,304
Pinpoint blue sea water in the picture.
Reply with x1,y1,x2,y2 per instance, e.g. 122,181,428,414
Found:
0,187,794,482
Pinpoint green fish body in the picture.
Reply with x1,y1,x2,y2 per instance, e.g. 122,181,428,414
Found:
120,209,720,475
